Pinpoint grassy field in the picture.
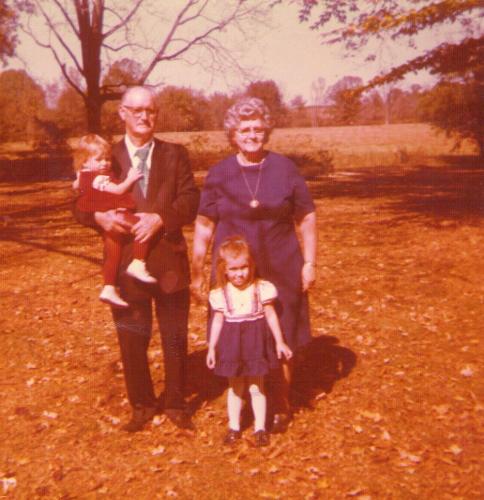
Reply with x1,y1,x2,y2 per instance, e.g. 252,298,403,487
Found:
0,123,479,182
157,123,478,170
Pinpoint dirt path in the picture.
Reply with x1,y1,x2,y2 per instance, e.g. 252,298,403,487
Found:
0,158,482,498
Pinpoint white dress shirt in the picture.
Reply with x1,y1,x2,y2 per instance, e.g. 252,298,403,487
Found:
124,135,155,173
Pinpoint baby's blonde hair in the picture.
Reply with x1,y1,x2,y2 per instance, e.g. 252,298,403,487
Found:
215,235,256,288
73,134,111,172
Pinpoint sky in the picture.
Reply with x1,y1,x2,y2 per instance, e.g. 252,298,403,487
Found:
8,1,443,104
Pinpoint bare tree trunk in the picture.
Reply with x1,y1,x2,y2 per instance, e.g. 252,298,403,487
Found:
77,0,103,132
86,94,102,133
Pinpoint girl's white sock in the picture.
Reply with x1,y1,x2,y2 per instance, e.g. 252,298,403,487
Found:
227,377,244,431
248,376,266,432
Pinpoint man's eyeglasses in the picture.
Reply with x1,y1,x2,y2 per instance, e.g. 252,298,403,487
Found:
123,105,157,117
235,127,266,137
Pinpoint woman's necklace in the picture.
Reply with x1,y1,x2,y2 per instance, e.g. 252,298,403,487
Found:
239,161,264,208
238,154,265,208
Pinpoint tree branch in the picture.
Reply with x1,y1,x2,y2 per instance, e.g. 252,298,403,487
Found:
51,0,79,37
102,0,145,39
362,36,484,90
32,0,84,76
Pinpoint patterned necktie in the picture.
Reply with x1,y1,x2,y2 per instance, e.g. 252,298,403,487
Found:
135,145,151,197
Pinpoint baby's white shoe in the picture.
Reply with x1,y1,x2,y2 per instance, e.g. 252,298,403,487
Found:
126,259,157,284
99,285,129,308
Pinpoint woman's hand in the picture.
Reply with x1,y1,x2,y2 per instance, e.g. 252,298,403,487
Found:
276,342,293,361
190,275,207,303
206,346,216,369
301,261,316,292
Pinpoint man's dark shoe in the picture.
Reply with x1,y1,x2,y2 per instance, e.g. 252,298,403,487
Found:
122,406,157,433
271,413,291,434
164,408,194,430
223,428,241,446
254,430,270,447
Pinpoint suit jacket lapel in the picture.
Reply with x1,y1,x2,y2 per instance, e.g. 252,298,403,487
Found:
116,140,131,176
146,139,165,204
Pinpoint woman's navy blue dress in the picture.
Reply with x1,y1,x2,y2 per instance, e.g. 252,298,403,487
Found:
198,152,315,351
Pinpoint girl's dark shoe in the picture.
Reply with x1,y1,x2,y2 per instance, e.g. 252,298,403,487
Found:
271,413,291,434
254,430,270,447
223,429,241,445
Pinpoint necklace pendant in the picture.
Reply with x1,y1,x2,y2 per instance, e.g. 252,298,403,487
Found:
249,199,260,208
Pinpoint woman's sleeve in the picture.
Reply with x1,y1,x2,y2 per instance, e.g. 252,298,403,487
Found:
197,166,219,221
259,280,278,304
291,165,315,220
208,288,225,312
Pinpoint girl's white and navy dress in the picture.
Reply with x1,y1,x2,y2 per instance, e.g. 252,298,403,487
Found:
209,280,280,378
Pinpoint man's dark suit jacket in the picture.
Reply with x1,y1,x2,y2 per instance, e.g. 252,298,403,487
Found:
75,137,200,300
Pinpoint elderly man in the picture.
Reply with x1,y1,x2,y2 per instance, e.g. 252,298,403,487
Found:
75,86,199,432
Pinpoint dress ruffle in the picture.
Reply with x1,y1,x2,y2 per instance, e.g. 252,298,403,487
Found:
213,317,280,377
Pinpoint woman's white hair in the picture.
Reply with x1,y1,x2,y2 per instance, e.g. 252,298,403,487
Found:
223,96,274,142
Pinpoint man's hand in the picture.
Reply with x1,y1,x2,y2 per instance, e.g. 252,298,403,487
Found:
94,209,132,234
132,212,163,244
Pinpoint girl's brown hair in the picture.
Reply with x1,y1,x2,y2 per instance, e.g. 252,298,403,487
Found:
73,134,111,172
215,235,256,288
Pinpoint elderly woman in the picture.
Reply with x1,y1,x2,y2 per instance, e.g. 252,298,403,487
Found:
191,96,317,432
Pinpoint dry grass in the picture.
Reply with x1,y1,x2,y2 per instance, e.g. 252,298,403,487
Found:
0,123,479,182
157,123,478,170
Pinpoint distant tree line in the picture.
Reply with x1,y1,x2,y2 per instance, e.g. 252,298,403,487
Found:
1,67,478,151
0,1,481,155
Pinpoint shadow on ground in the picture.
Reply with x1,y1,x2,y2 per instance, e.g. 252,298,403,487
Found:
183,335,356,420
292,336,357,409
310,155,483,223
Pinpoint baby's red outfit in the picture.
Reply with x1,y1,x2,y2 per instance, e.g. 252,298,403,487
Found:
76,170,148,285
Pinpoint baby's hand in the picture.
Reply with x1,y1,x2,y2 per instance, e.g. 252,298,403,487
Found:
206,346,216,369
127,167,143,182
276,342,293,360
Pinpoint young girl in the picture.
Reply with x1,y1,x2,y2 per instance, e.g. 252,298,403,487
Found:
206,236,293,447
73,134,156,308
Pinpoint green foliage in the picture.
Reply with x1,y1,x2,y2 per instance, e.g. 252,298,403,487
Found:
156,87,208,132
0,69,47,141
419,80,483,155
50,84,87,136
325,76,363,126
292,0,483,84
290,0,483,149
0,0,17,65
246,80,287,126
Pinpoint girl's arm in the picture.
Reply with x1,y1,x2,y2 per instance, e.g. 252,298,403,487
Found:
206,311,224,369
99,168,143,195
263,303,293,360
191,215,216,300
297,210,317,292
